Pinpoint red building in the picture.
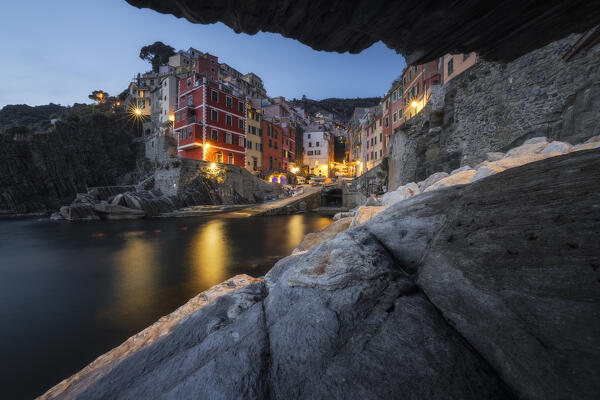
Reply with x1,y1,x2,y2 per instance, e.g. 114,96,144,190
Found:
261,119,283,171
173,73,247,167
400,60,441,124
381,91,392,156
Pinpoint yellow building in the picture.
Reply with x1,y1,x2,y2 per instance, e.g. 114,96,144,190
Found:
245,104,263,174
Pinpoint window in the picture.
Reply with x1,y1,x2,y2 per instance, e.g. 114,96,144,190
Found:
247,140,252,149
255,143,260,151
226,133,232,144
380,149,382,158
274,141,278,149
175,112,180,122
385,117,389,128
216,151,223,163
269,157,273,169
212,109,218,121
308,142,312,147
315,150,320,155
398,108,403,118
393,112,397,122
179,131,184,140
187,78,191,87
269,139,272,147
463,53,470,61
258,128,263,137
448,58,454,75
253,158,258,170
188,126,193,138
226,115,232,126
409,70,412,80
371,138,374,146
316,141,319,147
307,133,311,139
239,102,244,112
187,95,193,106
238,119,244,129
392,92,397,102
380,133,382,141
212,129,218,141
211,90,218,102
371,151,374,160
307,150,314,156
226,96,232,108
374,137,377,145
233,136,238,146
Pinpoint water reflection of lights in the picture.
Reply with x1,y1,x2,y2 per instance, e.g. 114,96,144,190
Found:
287,215,305,250
189,219,227,289
101,236,159,329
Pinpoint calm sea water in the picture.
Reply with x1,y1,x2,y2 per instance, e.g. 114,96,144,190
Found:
0,214,331,399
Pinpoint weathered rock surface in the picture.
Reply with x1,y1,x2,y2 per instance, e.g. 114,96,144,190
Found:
125,0,600,64
92,204,146,220
349,205,389,227
293,217,352,253
40,149,600,400
418,171,448,191
381,182,420,206
423,169,476,192
332,211,355,221
0,113,138,214
388,35,600,190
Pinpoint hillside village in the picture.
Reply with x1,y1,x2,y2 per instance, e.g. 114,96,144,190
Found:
120,45,476,183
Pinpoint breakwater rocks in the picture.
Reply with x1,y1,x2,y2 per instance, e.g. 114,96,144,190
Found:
52,159,283,220
40,149,600,399
0,113,138,215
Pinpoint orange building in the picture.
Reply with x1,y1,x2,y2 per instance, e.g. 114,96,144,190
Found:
442,52,478,84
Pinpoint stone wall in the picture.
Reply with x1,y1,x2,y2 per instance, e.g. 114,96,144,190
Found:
389,34,600,190
144,135,178,164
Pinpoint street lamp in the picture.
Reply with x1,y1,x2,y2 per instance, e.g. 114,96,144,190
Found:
411,100,418,108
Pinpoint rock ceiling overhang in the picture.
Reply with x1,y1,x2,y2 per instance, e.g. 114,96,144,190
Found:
125,0,600,63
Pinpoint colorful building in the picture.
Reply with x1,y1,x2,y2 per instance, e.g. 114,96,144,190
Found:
381,90,392,156
442,53,478,84
400,60,442,124
303,125,332,177
245,103,263,174
261,118,283,172
173,74,247,167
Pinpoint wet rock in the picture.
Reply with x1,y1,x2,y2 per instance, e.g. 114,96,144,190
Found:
57,205,99,221
92,204,146,220
293,217,353,253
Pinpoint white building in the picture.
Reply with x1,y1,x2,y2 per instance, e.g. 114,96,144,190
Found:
303,126,331,177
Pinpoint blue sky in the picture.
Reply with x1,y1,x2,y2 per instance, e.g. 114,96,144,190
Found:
0,0,406,107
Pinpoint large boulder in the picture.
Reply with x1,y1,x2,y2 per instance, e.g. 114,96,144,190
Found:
418,171,449,191
349,205,390,227
381,182,420,206
423,169,477,192
504,138,549,157
541,141,571,155
40,149,600,400
293,217,353,253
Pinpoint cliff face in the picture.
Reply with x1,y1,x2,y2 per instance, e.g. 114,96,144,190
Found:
125,0,600,63
388,35,600,190
39,149,600,400
0,112,138,214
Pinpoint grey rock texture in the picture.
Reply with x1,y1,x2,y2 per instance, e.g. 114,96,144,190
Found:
0,113,138,214
388,35,600,190
41,149,600,400
124,0,599,64
293,216,352,253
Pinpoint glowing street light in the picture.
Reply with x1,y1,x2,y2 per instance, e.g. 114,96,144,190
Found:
411,100,418,108
134,108,142,116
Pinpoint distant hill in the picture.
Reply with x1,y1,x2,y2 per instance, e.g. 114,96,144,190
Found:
288,97,381,121
0,103,67,133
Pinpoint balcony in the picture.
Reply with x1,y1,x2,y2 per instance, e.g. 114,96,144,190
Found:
178,130,204,150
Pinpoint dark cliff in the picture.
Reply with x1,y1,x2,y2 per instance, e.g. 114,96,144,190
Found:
125,0,600,63
0,111,139,214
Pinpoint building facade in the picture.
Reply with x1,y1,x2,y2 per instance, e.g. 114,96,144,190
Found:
442,53,478,84
303,126,331,177
400,60,441,124
173,74,247,167
261,119,283,171
245,103,263,173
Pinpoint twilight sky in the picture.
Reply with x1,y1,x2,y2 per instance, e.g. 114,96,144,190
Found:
0,0,406,107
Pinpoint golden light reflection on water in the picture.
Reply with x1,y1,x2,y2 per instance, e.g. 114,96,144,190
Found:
189,219,227,290
99,235,159,328
287,214,305,249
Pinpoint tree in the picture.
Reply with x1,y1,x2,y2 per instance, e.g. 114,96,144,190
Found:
139,41,176,72
89,90,109,104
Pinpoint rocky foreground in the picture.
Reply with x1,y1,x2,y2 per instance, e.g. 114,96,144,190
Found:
40,149,599,400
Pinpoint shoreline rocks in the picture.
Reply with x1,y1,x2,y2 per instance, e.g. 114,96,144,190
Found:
40,148,600,400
